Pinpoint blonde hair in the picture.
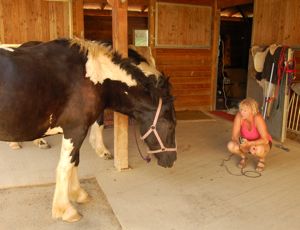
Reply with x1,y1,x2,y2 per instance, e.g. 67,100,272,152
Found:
239,97,259,115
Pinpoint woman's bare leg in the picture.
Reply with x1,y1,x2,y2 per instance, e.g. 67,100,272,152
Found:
227,141,248,168
250,143,271,171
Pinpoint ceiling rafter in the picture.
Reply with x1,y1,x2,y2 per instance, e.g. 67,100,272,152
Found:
141,5,148,13
100,3,107,10
84,8,148,17
217,0,253,9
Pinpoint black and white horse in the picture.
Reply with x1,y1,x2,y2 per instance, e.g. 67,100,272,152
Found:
0,38,177,222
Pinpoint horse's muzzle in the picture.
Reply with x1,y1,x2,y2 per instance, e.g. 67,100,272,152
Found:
155,151,177,168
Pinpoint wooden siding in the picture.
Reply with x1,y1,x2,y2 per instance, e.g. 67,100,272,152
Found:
252,0,300,88
152,0,216,110
84,14,147,44
72,0,84,38
156,48,212,110
155,2,212,48
252,0,300,46
0,0,70,44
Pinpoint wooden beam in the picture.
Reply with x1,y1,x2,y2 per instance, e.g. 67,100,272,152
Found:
72,0,84,38
141,5,148,12
217,0,253,9
149,0,156,57
107,0,129,171
220,16,244,21
84,0,107,4
84,9,147,17
84,0,148,6
101,3,107,10
84,9,112,16
156,0,212,6
210,0,220,111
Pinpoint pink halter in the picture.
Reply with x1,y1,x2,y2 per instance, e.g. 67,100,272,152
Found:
140,98,177,154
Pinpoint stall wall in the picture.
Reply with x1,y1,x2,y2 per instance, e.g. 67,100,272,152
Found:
252,0,300,46
0,0,71,44
152,0,217,110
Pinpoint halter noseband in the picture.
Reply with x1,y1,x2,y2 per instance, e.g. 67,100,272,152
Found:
140,98,177,154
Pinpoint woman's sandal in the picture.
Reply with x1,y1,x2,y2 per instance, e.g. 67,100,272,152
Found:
256,160,265,172
238,157,248,169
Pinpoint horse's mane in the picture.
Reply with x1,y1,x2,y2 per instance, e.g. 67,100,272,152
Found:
70,38,174,104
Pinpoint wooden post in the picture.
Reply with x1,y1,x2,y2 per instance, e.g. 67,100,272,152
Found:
149,0,156,59
107,0,129,171
72,0,84,38
210,0,220,111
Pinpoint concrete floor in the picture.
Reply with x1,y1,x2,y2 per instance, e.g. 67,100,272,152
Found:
0,116,300,230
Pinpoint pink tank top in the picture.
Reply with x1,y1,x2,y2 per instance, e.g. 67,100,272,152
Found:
240,118,272,141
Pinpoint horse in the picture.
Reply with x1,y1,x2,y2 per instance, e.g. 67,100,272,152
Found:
5,40,162,158
14,40,164,161
0,38,177,222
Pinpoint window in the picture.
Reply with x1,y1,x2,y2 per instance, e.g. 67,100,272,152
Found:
134,29,148,46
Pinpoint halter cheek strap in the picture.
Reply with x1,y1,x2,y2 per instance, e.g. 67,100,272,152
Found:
140,98,177,154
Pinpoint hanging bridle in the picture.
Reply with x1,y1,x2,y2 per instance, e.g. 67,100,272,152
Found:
140,98,177,154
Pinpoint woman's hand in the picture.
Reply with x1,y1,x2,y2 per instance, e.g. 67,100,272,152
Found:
239,138,251,152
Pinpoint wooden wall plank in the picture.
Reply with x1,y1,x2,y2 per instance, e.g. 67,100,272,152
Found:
73,0,84,38
281,1,300,46
0,0,70,44
0,1,4,43
252,0,300,47
155,2,212,48
156,47,212,110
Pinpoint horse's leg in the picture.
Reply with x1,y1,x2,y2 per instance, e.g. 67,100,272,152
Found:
33,138,51,149
69,166,90,203
52,130,87,222
89,115,113,159
8,142,22,149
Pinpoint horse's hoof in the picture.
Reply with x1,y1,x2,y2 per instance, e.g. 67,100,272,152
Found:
96,148,113,160
9,142,22,150
33,139,51,149
77,190,90,203
38,142,51,149
104,152,113,160
52,206,82,222
70,189,90,203
62,206,82,222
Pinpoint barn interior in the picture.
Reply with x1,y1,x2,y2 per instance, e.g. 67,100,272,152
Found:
0,0,300,229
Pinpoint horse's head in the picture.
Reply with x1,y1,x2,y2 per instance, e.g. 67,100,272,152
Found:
134,75,177,168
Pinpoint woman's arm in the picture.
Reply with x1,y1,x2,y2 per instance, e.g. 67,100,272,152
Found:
231,112,241,143
249,114,270,146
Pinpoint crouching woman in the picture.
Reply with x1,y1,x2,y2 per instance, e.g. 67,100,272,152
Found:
227,98,272,172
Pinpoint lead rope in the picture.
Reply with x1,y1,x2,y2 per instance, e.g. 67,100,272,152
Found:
220,154,261,178
132,119,151,163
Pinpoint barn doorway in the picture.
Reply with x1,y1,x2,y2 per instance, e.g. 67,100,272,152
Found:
216,4,253,111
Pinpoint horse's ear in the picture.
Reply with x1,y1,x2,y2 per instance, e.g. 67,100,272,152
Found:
156,75,169,89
